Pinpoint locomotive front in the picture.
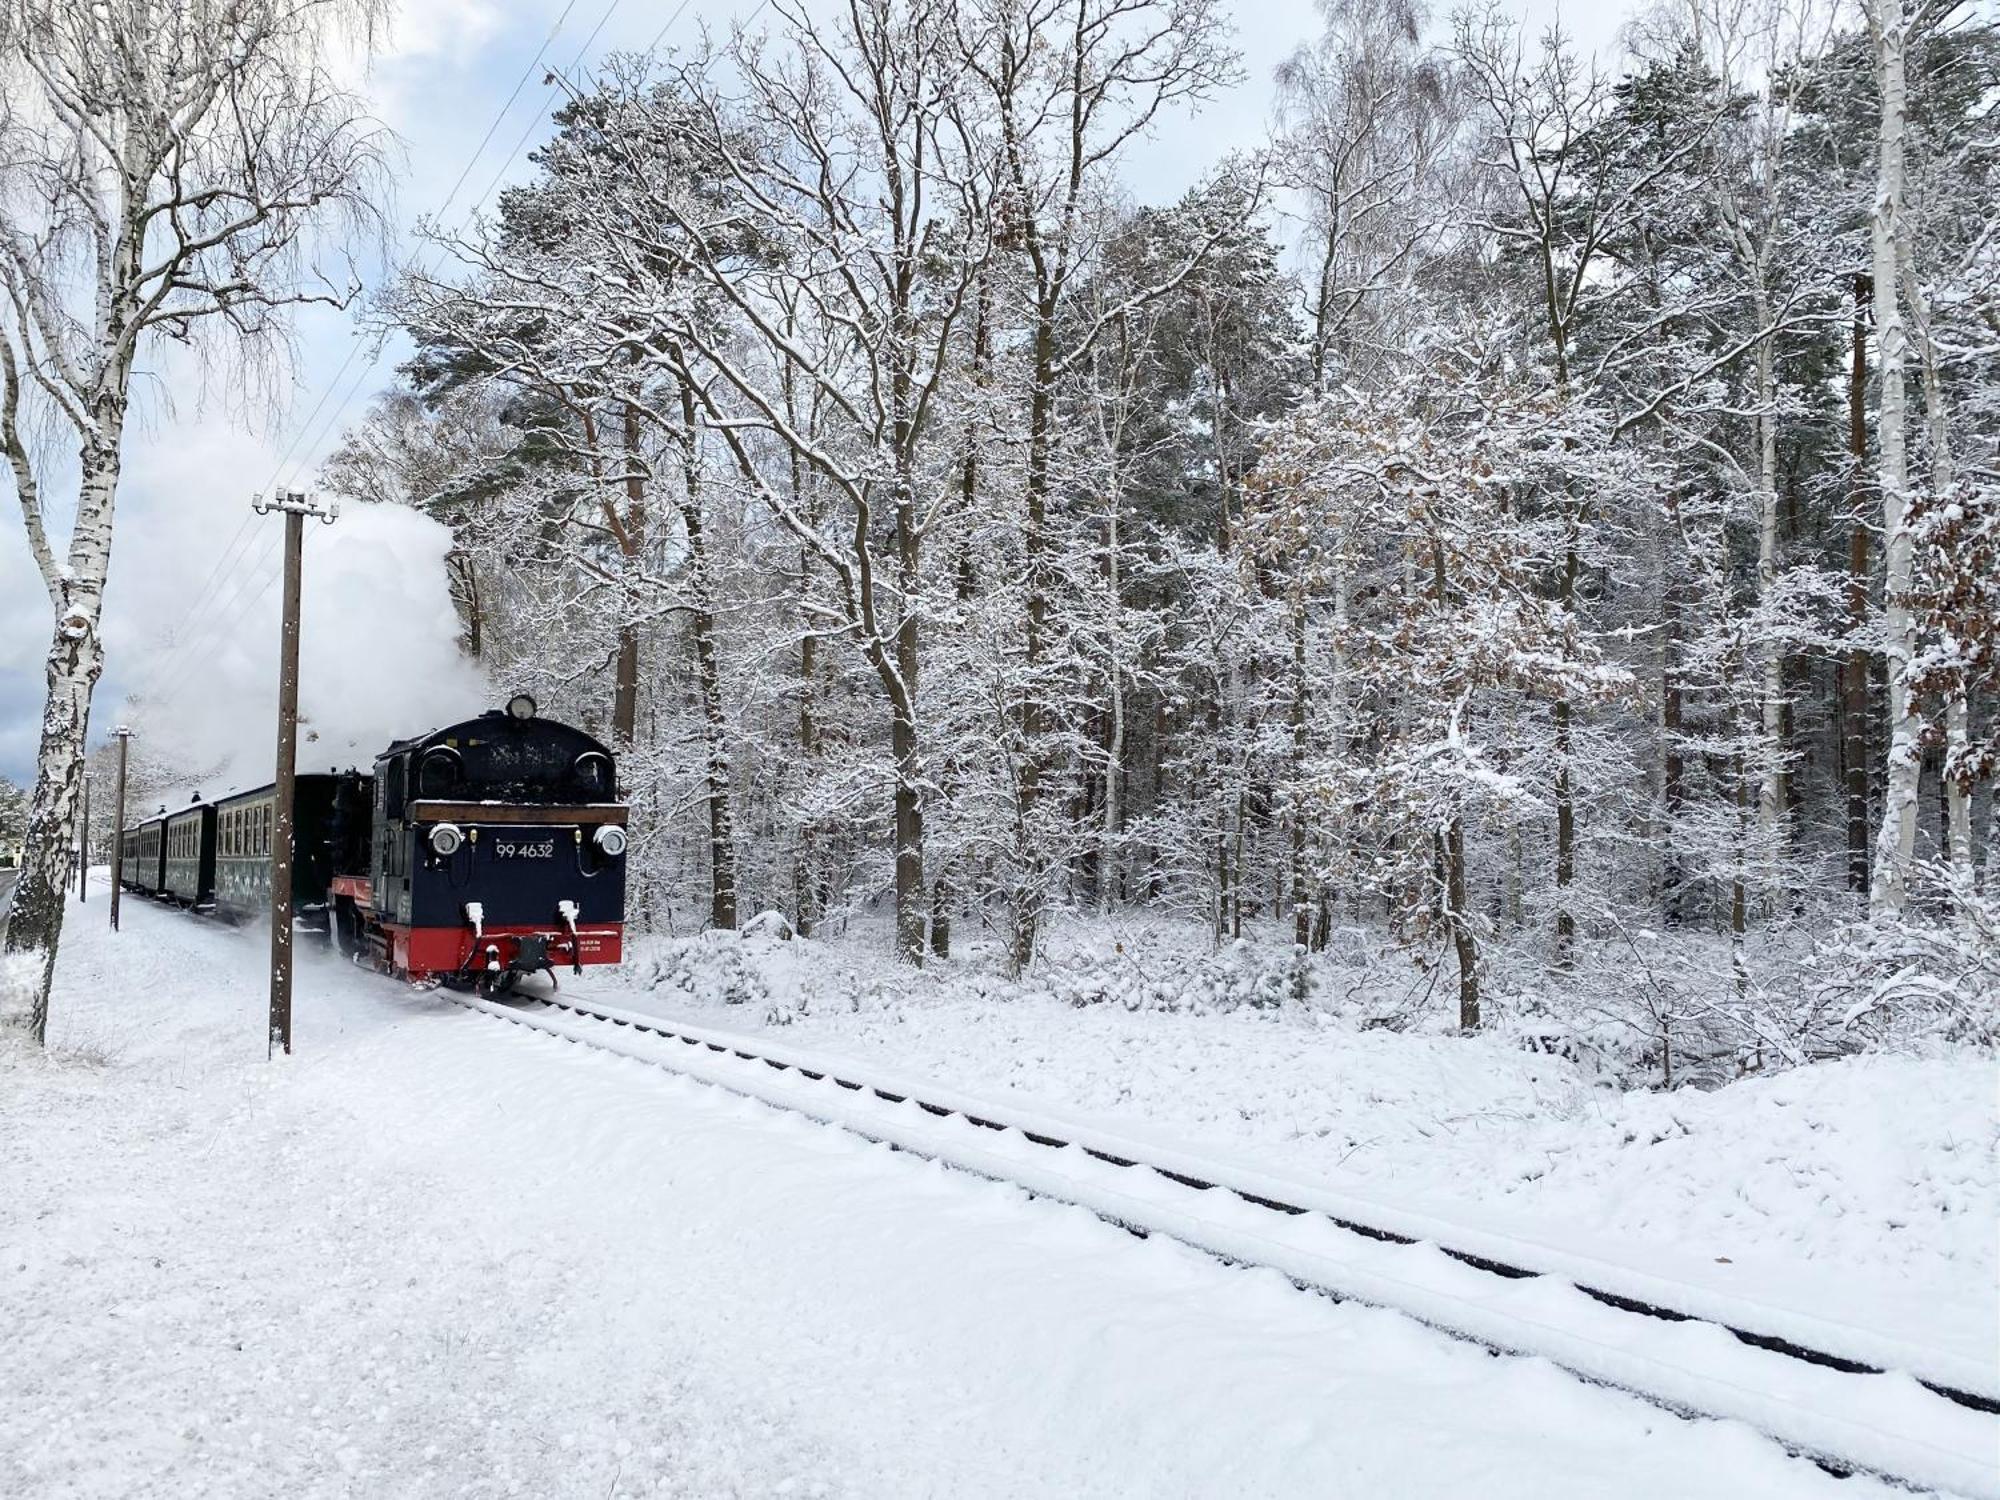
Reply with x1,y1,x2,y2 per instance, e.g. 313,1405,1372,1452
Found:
347,695,628,991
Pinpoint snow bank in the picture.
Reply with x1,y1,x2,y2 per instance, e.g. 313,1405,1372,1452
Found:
623,923,2000,1371
4,895,1903,1499
1480,1054,1998,1283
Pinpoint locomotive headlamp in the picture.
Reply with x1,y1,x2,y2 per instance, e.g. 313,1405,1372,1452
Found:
429,822,465,856
507,693,538,721
593,824,628,857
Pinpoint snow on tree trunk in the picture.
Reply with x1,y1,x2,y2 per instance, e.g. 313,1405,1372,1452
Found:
1843,276,1874,899
678,412,737,934
1099,499,1126,919
1444,815,1478,1031
1753,289,1787,879
2,448,116,1042
1,0,381,1042
1902,239,1973,887
1867,0,1920,918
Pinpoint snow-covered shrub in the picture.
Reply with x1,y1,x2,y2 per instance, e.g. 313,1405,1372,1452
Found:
1807,880,2000,1053
634,931,772,1011
1039,936,1303,1015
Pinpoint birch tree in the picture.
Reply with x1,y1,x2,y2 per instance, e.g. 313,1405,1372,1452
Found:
0,0,384,1043
1861,0,1919,914
1277,0,1459,395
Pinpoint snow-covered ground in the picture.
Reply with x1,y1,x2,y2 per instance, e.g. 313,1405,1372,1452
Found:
1,892,1988,1497
614,922,2000,1375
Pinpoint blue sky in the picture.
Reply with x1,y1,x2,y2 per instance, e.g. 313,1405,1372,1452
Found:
0,0,1632,788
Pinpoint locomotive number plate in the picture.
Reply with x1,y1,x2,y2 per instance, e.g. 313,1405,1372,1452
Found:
493,836,557,861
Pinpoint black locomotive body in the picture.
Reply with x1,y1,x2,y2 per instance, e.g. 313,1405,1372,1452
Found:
120,699,628,993
338,706,627,988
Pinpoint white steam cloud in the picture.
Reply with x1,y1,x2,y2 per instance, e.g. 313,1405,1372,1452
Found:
131,502,489,801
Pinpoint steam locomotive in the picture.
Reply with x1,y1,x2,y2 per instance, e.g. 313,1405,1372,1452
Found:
119,696,627,993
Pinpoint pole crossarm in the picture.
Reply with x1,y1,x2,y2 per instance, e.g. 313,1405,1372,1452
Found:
252,490,340,523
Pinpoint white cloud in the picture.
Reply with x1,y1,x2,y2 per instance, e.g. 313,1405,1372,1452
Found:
379,0,507,66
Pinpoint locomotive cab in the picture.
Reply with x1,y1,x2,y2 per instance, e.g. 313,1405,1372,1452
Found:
350,697,628,989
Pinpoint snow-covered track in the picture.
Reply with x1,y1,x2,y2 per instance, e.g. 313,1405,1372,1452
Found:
446,988,2000,1499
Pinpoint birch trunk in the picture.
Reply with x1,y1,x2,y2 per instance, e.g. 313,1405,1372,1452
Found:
4,435,122,1043
1943,696,1972,875
1903,248,1974,882
1867,1,1919,917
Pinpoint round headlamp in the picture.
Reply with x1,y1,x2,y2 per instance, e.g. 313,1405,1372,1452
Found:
593,824,627,857
507,693,537,721
429,822,465,856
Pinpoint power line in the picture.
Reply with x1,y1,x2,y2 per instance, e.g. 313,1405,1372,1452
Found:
160,511,259,647
139,531,287,709
129,0,641,709
129,0,747,718
433,0,588,224
223,0,643,531
647,0,699,55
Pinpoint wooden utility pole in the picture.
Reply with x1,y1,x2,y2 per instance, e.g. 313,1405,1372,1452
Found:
77,774,90,903
109,727,130,931
255,490,337,1057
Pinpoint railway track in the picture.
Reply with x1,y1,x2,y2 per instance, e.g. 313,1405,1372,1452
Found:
444,986,2000,1498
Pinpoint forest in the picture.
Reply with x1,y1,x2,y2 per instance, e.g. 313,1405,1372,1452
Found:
4,0,1990,1077
287,0,2000,1078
